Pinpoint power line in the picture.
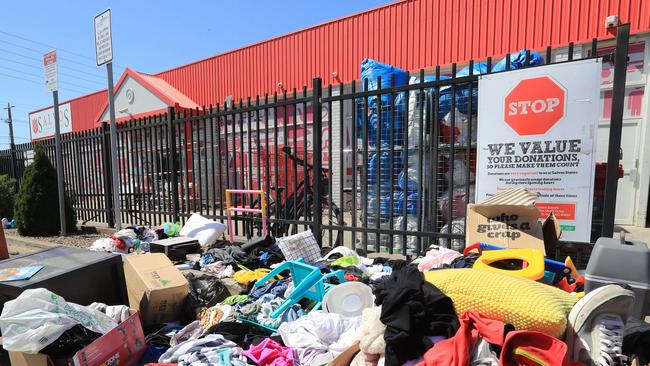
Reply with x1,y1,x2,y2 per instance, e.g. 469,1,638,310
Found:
0,65,97,92
0,38,102,72
0,72,91,95
0,29,127,69
0,46,106,80
0,55,105,87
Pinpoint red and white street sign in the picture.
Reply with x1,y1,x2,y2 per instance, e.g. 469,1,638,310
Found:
43,50,57,92
504,76,566,135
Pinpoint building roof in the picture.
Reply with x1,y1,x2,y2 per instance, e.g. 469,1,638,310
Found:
29,0,650,133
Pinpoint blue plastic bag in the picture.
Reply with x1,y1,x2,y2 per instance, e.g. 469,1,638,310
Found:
357,59,408,147
367,150,403,191
393,191,418,216
455,50,543,114
492,49,544,72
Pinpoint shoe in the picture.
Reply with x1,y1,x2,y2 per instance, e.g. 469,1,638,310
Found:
567,284,635,365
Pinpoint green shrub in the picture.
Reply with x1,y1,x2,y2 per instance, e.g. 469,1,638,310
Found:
0,174,16,220
13,144,76,236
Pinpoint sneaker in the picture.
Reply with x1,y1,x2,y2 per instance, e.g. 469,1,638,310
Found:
567,284,635,365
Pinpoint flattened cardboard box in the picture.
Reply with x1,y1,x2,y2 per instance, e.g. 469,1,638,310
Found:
123,253,189,325
466,188,561,255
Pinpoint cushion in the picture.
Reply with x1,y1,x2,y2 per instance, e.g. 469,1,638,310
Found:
276,230,322,264
179,213,226,248
424,269,577,338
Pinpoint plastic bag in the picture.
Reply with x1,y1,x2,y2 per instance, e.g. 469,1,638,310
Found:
184,272,229,314
439,217,466,252
358,59,408,147
392,215,419,255
438,185,475,224
0,288,117,353
492,49,544,72
367,150,402,191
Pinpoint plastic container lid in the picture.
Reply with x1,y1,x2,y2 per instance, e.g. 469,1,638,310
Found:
322,282,374,317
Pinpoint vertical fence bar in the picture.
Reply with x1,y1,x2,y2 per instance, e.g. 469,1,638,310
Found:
152,117,162,222
417,69,426,255
292,89,298,235
338,82,344,247
167,107,180,222
312,78,323,245
273,93,279,231
351,82,358,250
101,122,115,227
375,75,382,252
264,95,271,231
302,86,308,230
238,100,245,235
209,105,217,219
447,63,457,249
388,74,395,254
401,71,410,256
327,84,333,247
362,78,369,251
224,104,232,223
200,107,208,216
602,24,630,238
465,61,475,249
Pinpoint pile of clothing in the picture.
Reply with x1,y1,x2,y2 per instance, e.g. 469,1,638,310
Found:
88,222,179,254
8,216,649,366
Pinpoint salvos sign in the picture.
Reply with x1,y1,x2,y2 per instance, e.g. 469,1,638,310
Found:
29,103,73,140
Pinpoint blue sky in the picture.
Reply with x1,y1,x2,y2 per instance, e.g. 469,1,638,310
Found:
0,0,391,146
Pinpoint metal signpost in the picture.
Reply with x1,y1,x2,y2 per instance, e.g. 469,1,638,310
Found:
44,50,67,235
95,8,121,229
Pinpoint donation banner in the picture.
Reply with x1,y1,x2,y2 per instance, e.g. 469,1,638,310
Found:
476,59,601,242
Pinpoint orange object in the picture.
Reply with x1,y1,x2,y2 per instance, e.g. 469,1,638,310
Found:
0,226,9,260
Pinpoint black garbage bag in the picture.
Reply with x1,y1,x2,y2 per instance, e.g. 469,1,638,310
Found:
182,272,229,322
39,325,102,358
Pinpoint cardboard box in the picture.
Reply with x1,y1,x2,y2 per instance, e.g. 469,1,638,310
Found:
7,311,146,366
123,253,189,325
466,188,560,254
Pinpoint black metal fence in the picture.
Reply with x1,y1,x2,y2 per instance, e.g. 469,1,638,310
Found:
0,27,630,256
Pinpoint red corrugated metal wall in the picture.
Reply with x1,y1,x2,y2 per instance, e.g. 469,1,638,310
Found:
70,91,108,132
155,0,650,107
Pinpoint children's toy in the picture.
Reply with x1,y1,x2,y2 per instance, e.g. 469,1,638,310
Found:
465,242,572,284
473,248,545,281
225,189,267,243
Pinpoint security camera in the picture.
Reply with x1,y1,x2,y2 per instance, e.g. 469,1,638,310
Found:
277,81,283,89
605,15,619,28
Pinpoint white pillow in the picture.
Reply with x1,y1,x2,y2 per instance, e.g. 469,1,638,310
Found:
179,213,226,248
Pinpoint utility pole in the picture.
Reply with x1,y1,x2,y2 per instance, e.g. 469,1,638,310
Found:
3,103,17,185
4,103,15,147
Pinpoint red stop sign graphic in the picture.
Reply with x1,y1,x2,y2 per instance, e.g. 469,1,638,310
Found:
504,76,566,135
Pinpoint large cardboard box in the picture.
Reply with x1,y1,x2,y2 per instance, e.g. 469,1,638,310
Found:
7,311,146,366
466,188,560,254
123,253,188,325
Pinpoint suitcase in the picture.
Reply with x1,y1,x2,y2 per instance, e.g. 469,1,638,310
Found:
585,235,650,318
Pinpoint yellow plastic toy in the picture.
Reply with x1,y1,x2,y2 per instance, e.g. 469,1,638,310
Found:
473,248,545,281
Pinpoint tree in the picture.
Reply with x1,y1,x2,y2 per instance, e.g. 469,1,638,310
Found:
0,174,16,220
13,144,76,235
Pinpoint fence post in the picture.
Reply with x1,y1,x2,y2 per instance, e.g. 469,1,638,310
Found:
101,122,115,228
312,78,323,245
167,107,180,223
601,24,630,238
